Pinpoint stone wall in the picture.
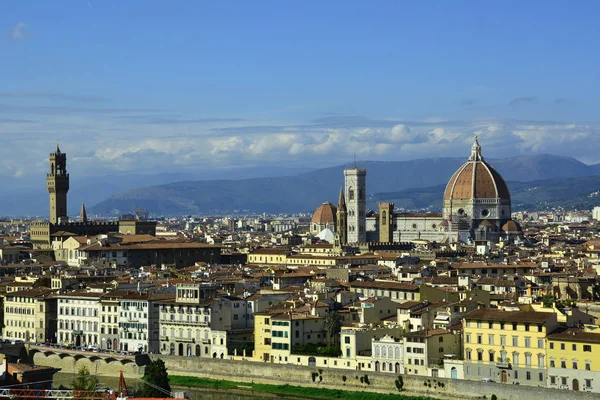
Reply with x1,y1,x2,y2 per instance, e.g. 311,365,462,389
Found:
31,350,144,377
157,355,600,400
29,348,600,400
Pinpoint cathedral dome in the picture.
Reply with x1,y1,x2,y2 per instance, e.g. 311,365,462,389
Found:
502,220,522,233
312,202,337,224
443,137,510,202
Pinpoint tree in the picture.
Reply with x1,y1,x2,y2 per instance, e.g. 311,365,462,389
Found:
72,366,99,397
325,311,343,346
138,359,171,398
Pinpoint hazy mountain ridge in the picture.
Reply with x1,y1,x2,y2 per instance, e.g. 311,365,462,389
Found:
88,154,600,216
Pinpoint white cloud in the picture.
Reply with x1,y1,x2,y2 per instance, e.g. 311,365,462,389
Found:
1,108,599,178
10,22,29,40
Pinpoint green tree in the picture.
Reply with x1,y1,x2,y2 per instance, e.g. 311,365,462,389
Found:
325,310,343,346
72,366,99,397
138,359,172,398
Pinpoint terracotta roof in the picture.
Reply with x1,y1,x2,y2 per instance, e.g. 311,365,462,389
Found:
349,280,419,291
547,328,600,343
464,308,555,323
311,203,337,224
443,141,510,201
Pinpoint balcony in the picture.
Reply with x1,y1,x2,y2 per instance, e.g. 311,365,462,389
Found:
496,361,511,369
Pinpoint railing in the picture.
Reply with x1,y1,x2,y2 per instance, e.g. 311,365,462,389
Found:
495,361,511,369
0,388,112,399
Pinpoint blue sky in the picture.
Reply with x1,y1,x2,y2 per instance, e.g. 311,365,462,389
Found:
1,1,600,179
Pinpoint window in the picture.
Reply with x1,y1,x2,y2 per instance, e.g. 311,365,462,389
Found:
466,349,472,360
560,343,565,351
526,371,531,380
488,335,494,345
477,321,482,328
500,335,506,346
344,336,350,344
477,350,483,361
489,351,494,362
586,361,591,371
572,344,577,351
525,324,530,332
538,339,543,349
477,334,482,344
539,372,543,381
513,352,519,365
466,334,471,344
585,379,592,389
488,322,493,329
584,345,592,352
514,371,518,379
512,336,518,347
561,360,566,368
561,377,567,386
538,354,544,368
512,323,518,330
550,376,556,385
537,324,543,332
573,361,578,370
525,353,531,366
524,337,531,348
550,342,554,350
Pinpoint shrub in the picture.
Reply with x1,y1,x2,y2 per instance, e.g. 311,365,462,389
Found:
319,376,323,382
395,376,404,391
491,395,497,400
342,376,347,382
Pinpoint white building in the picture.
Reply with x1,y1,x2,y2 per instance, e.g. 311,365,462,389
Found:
119,292,161,353
157,283,230,358
56,291,102,348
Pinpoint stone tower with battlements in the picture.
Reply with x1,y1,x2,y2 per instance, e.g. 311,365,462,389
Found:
46,145,70,224
378,202,394,243
344,167,366,243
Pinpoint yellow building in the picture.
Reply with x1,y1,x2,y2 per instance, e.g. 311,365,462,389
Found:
463,309,558,386
247,248,290,265
3,288,56,343
546,327,600,393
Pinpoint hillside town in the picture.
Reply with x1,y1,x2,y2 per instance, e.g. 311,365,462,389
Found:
1,143,600,395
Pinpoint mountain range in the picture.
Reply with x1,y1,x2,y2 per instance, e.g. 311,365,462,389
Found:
86,154,600,216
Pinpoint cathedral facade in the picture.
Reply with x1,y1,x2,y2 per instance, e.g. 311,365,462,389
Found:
317,137,521,245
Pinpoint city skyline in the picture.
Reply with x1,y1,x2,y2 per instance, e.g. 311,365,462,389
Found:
2,1,600,180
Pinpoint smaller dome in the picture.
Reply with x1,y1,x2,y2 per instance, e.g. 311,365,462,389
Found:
312,202,337,224
502,220,521,233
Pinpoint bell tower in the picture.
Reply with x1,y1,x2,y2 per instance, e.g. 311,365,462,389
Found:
46,144,70,224
378,202,394,243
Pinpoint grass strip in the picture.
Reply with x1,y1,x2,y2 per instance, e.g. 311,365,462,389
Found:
170,375,438,400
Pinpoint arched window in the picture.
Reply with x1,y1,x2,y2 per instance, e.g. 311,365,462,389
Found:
382,211,387,225
349,187,354,200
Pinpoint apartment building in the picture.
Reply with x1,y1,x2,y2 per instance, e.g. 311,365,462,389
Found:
99,291,122,351
56,291,102,348
157,283,229,358
546,327,600,393
119,292,164,353
463,309,559,386
3,288,56,343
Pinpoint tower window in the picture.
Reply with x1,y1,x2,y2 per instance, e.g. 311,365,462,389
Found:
349,188,354,200
382,211,387,225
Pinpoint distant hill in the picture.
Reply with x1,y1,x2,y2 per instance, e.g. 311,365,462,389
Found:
370,175,600,212
89,154,600,216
